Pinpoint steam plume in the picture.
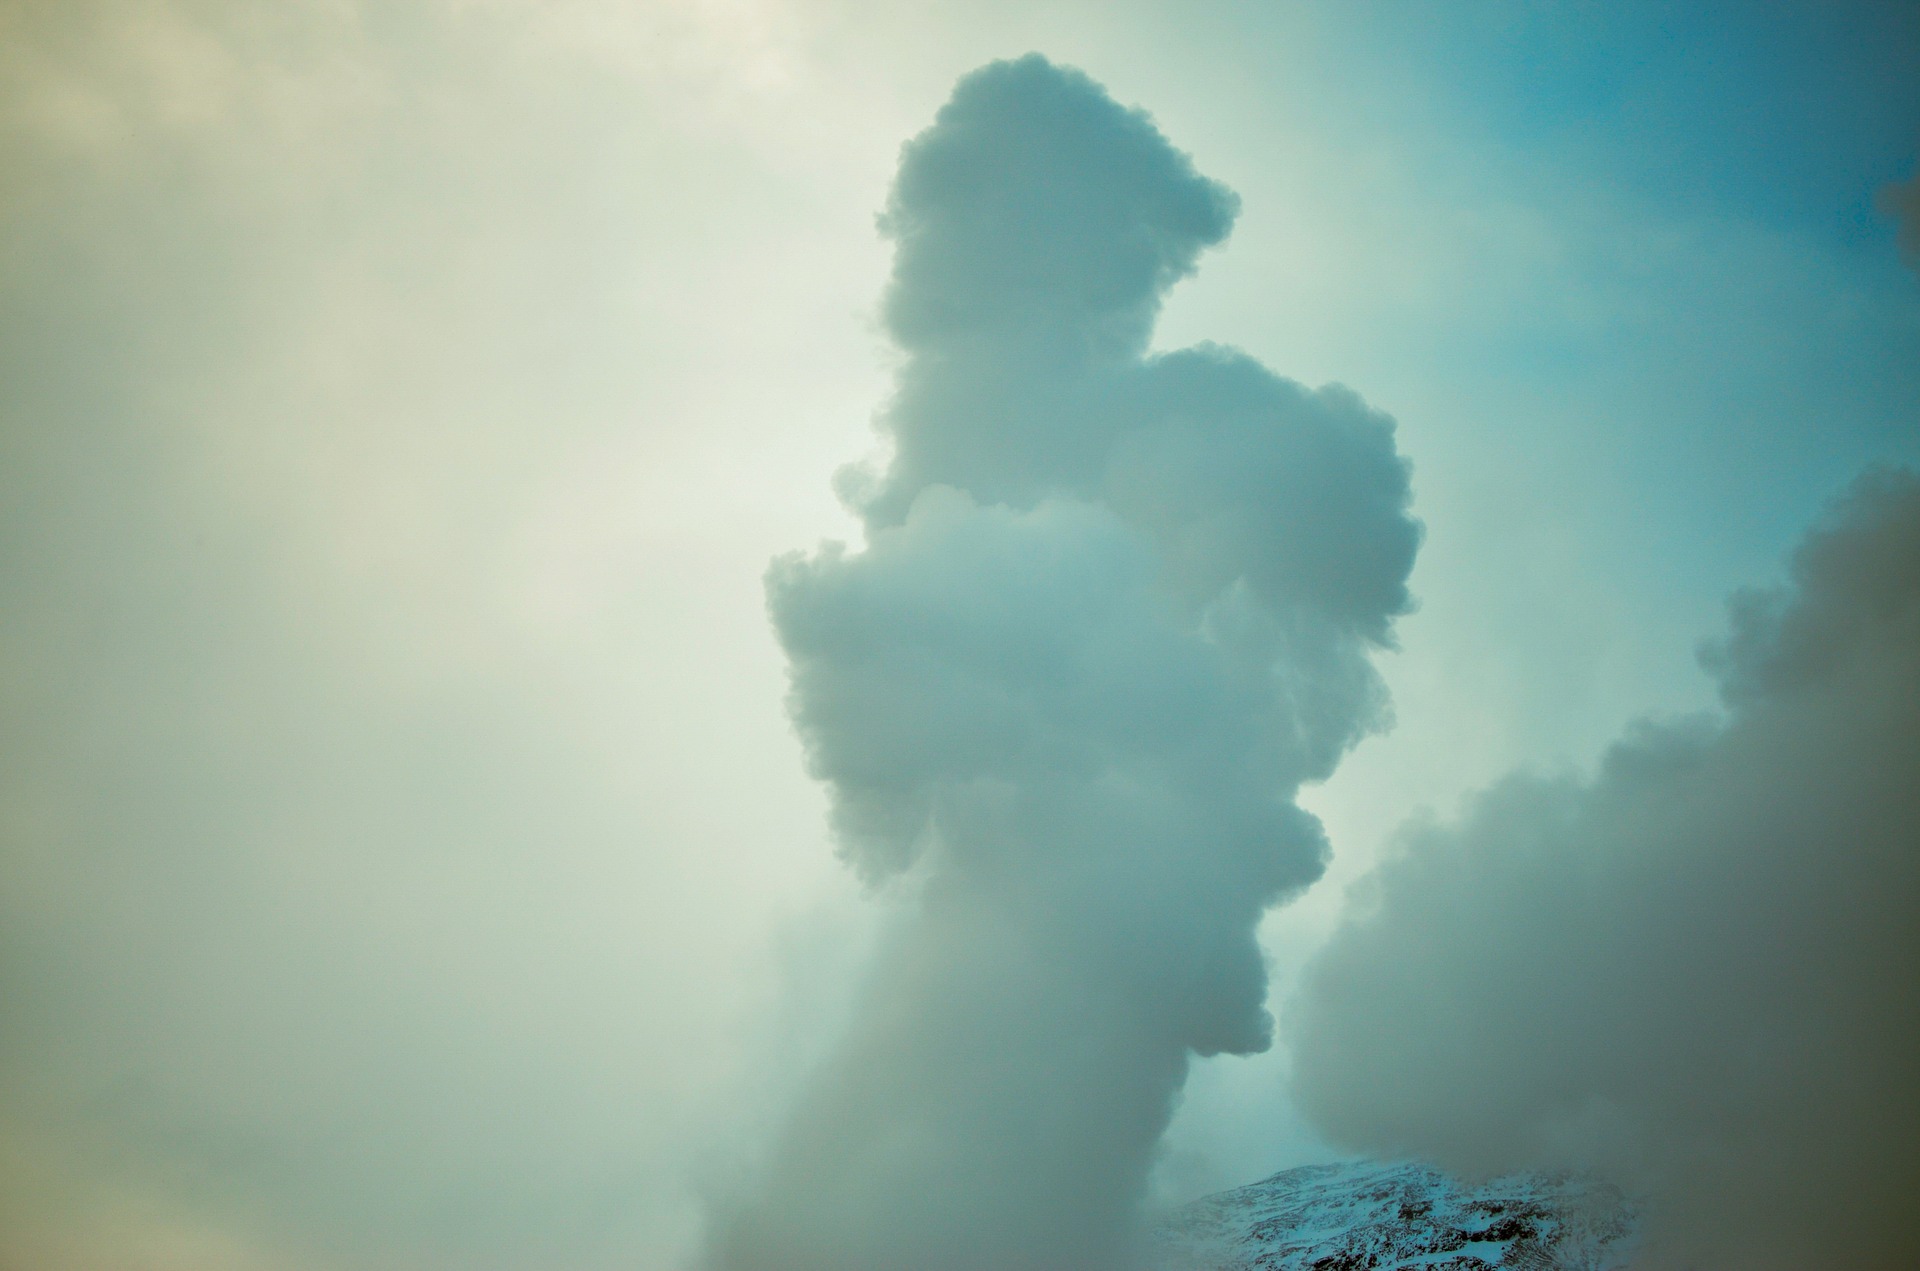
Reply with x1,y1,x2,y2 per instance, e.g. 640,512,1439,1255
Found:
1289,468,1920,1269
705,55,1419,1271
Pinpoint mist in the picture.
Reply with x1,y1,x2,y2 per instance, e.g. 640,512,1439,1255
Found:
705,56,1418,1271
1288,467,1920,1269
5,5,1918,1268
0,3,883,1266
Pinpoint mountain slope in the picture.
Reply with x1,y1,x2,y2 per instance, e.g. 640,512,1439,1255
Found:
1156,1160,1637,1270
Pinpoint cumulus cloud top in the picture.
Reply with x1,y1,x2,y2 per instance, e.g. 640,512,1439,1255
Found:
707,55,1419,1271
1289,467,1920,1270
878,55,1238,357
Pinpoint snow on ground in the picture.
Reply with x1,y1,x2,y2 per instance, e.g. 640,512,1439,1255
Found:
1155,1159,1637,1271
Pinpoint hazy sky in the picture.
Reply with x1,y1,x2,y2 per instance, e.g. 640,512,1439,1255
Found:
1,3,1915,1269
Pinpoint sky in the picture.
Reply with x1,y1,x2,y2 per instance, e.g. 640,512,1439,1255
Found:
0,3,1915,1269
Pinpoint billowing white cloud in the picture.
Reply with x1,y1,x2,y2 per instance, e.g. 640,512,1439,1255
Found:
706,55,1419,1271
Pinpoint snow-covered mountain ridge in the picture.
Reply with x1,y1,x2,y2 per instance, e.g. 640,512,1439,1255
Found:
1155,1159,1637,1270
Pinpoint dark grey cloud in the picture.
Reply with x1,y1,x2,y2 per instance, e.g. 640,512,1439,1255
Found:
1288,468,1920,1269
706,55,1419,1271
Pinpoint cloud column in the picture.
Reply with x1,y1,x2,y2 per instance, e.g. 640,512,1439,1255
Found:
708,55,1419,1271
